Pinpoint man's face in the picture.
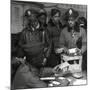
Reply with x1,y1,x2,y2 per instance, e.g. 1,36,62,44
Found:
30,18,40,30
39,15,46,24
53,12,60,23
68,17,75,27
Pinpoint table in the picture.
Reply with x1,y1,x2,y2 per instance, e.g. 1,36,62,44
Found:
40,71,87,87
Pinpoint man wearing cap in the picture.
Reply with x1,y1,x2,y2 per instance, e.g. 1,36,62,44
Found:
38,9,47,28
56,8,87,58
37,9,52,58
46,8,62,67
12,9,50,89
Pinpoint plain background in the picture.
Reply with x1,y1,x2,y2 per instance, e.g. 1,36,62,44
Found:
0,0,89,90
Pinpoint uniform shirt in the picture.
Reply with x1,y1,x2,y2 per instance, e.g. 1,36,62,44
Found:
19,27,49,56
18,27,50,67
47,20,62,48
59,27,87,53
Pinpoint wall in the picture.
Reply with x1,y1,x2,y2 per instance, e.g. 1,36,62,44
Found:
11,3,24,33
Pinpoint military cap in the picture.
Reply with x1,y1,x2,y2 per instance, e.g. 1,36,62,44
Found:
37,9,47,18
64,8,79,21
24,9,39,17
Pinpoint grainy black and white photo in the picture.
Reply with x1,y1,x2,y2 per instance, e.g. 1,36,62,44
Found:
11,0,87,89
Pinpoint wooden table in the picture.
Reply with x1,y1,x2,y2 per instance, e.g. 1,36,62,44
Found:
40,71,87,87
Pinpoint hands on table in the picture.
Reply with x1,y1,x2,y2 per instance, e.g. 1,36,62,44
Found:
55,47,82,55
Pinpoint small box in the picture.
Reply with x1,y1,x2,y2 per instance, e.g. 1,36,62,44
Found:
61,54,82,73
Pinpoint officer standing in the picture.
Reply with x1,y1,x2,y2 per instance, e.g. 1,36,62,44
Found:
47,8,62,67
56,8,87,57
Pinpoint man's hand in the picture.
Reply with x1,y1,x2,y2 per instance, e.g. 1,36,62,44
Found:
52,64,62,74
44,48,48,52
63,48,69,55
15,57,26,64
76,48,82,55
55,48,69,54
42,58,47,66
55,48,64,54
53,62,70,74
11,57,21,65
